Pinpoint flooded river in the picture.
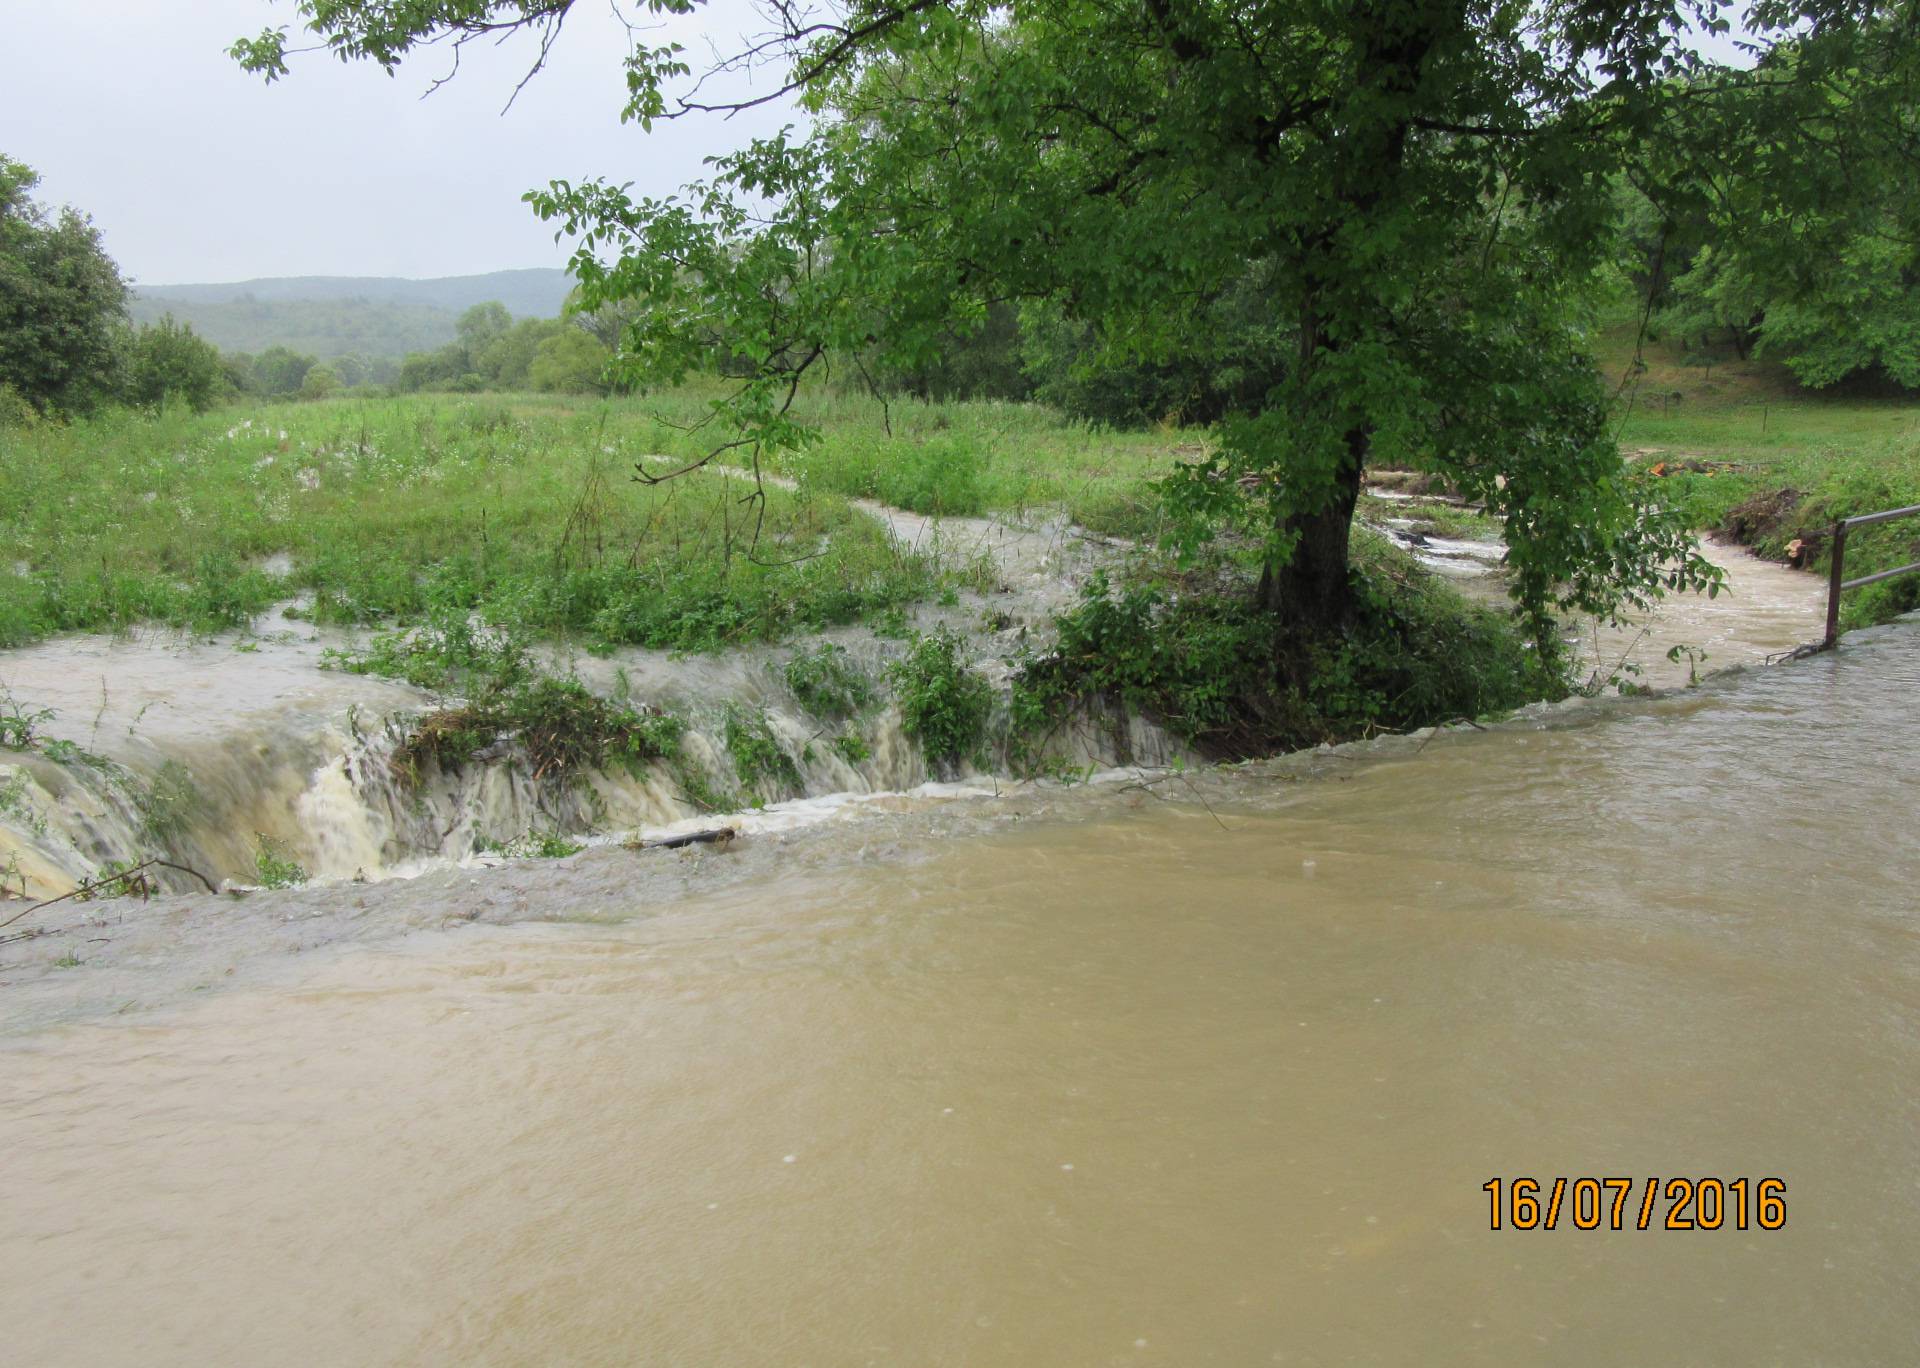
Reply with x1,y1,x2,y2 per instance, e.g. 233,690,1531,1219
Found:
4,621,1919,1364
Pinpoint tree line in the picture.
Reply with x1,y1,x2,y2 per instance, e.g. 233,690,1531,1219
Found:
0,154,622,423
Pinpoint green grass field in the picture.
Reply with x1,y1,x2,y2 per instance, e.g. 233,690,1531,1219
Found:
1589,317,1920,629
5,326,1919,656
624,381,1187,536
0,395,977,652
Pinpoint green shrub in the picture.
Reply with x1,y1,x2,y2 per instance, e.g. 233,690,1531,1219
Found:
783,642,874,719
0,383,37,430
253,835,309,889
887,629,995,768
723,706,801,804
830,730,872,766
1013,555,1550,761
387,674,683,787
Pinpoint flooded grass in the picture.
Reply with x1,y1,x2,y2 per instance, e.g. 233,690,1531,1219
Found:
0,393,978,651
624,380,1190,538
1585,314,1920,632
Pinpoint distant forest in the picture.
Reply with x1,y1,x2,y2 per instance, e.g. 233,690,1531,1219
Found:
128,268,573,359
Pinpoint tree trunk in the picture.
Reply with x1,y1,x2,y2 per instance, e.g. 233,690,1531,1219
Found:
1256,425,1367,635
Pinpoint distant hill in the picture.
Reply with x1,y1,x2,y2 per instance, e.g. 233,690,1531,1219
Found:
129,268,574,359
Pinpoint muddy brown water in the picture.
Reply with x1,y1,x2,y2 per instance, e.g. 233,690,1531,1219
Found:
5,620,1920,1365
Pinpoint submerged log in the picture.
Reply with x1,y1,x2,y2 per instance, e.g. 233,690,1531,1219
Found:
640,827,738,851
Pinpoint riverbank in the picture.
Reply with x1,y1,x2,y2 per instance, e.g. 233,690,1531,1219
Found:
0,554,1845,1035
0,370,1899,929
1597,314,1920,630
7,614,1920,1364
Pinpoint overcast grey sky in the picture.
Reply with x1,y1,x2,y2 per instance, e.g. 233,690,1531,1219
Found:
6,4,1763,289
3,0,794,286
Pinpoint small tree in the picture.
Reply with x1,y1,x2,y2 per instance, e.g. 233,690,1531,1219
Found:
529,328,613,394
0,155,128,415
120,315,227,412
252,344,316,397
298,364,341,399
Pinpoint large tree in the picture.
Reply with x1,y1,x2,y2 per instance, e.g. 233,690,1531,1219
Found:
0,155,128,416
1638,18,1920,388
235,1,1908,654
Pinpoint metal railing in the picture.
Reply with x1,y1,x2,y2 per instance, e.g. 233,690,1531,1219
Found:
1821,504,1920,650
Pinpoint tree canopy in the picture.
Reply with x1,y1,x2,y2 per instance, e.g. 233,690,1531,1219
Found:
1630,17,1920,388
237,0,1915,656
0,155,128,416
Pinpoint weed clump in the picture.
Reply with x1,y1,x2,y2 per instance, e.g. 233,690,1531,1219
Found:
391,680,683,786
474,829,583,860
253,835,308,889
887,629,995,769
723,706,802,805
829,730,871,766
137,760,202,841
783,643,874,720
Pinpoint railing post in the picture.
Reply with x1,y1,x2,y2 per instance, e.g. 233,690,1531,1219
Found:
1824,520,1848,651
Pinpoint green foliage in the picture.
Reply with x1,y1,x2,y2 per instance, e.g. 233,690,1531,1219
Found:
328,600,532,692
391,302,606,395
872,300,1033,403
137,760,201,842
334,598,685,786
121,315,227,412
0,396,948,652
1020,274,1292,428
1634,24,1920,391
887,629,994,770
1014,554,1551,761
299,364,341,400
0,695,53,750
528,327,614,395
829,730,871,766
722,706,801,805
0,768,47,838
782,642,874,720
253,835,309,889
247,345,319,397
476,829,584,859
381,670,684,789
0,382,37,429
0,154,128,416
236,0,1899,672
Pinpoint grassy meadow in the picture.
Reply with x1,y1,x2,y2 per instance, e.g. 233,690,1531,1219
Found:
0,394,925,651
0,386,1181,654
1591,315,1920,629
5,329,1920,658
631,382,1187,536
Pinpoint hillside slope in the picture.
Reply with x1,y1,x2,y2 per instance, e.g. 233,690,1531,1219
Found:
129,268,573,358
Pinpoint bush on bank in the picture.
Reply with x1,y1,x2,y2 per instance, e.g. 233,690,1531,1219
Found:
1011,550,1554,762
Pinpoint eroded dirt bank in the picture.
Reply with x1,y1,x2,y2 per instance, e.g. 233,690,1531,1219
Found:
0,484,1837,1021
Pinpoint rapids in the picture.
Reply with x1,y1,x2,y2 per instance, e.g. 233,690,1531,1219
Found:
2,616,1917,1364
